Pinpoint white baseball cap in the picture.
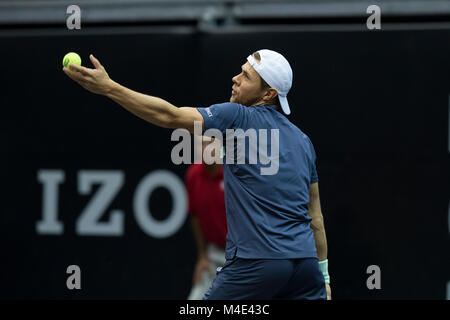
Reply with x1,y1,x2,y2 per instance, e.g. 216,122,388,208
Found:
247,49,293,115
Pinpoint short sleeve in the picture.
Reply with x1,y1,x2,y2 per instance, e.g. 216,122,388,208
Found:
196,102,243,134
309,139,319,183
311,153,319,183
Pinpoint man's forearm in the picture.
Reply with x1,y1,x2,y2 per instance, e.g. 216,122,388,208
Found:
105,80,178,128
311,216,328,261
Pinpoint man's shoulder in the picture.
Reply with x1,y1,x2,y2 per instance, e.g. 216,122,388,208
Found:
212,102,243,107
199,102,245,119
206,102,245,112
279,120,316,151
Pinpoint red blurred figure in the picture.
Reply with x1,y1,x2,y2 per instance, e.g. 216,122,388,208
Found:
185,136,226,300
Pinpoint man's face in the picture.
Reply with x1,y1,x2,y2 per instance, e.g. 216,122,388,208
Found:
230,62,265,106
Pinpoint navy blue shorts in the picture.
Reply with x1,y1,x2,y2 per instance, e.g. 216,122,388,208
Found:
203,257,326,300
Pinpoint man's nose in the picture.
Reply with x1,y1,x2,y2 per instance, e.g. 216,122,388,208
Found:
232,75,239,84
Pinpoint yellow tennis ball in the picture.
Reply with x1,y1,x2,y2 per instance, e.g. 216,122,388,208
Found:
62,52,81,70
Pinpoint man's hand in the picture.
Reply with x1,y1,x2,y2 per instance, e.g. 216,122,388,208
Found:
193,255,212,284
63,54,112,95
325,283,332,300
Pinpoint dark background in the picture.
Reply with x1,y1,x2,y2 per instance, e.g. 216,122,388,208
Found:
1,27,449,299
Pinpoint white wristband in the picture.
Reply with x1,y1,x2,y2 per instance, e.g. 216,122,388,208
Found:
319,259,330,284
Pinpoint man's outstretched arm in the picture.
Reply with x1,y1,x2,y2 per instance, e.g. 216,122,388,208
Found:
62,54,204,133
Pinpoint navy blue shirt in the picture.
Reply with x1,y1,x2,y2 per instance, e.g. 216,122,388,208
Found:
197,102,318,259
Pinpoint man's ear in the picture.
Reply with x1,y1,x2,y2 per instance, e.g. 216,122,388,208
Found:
264,88,278,101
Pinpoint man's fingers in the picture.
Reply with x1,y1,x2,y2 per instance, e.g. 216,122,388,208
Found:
90,54,103,70
63,67,84,82
63,67,79,80
63,67,90,87
68,63,92,76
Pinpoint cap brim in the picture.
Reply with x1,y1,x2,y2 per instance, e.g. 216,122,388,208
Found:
279,95,290,115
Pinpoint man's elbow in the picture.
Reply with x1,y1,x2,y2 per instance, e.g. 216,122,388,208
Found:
165,114,183,130
310,215,324,232
140,106,176,129
161,108,180,129
166,107,204,133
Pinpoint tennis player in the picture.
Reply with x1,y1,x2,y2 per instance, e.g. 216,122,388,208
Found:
63,49,331,300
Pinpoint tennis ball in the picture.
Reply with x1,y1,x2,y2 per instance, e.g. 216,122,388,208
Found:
62,52,81,70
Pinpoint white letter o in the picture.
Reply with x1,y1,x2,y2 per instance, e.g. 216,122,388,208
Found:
133,170,187,238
